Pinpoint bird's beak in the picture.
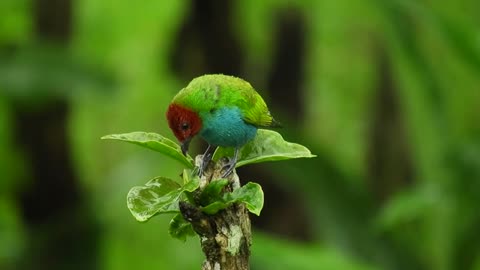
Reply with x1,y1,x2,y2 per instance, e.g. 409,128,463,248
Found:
181,137,192,156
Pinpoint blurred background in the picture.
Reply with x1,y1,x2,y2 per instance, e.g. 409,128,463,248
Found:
1,0,479,269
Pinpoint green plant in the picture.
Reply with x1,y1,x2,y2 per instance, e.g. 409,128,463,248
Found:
102,130,314,269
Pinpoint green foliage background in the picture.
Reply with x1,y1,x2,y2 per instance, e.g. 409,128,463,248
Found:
0,0,479,269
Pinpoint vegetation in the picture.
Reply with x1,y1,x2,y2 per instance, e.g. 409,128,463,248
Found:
0,0,478,269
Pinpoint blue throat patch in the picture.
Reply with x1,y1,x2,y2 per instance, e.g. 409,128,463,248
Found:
199,107,257,147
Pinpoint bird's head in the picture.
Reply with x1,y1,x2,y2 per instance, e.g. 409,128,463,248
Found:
166,103,202,156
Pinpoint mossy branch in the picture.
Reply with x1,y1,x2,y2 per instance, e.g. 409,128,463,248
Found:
180,156,251,270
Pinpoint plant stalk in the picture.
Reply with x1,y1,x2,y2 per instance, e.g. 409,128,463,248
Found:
180,156,251,270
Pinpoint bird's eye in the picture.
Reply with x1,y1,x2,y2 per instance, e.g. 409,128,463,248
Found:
181,122,189,130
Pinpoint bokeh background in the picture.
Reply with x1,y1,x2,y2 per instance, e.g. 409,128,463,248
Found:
1,0,479,269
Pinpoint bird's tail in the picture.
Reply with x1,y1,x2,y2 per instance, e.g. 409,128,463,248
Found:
269,117,282,128
257,116,282,128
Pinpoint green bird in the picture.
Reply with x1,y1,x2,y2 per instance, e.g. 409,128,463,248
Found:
166,74,280,176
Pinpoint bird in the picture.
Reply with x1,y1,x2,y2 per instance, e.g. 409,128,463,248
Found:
166,74,280,177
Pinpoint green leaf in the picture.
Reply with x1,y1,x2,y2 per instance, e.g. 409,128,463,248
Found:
101,132,194,168
227,182,264,216
127,170,200,222
169,213,196,242
199,179,229,206
202,201,228,215
213,130,315,167
201,182,264,216
127,177,182,222
183,169,200,192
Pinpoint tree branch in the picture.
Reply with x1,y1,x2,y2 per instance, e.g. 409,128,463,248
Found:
180,156,251,270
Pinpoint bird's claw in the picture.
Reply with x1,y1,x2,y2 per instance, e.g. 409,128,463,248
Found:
221,159,236,178
198,159,209,176
198,145,216,176
220,148,239,178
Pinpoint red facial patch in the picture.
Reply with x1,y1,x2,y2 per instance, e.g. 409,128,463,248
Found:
166,104,202,142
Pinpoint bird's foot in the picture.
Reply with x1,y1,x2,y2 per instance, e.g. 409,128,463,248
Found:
221,158,236,178
199,157,210,176
198,145,216,176
220,148,239,178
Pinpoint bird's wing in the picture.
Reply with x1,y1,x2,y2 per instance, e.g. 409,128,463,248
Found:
174,74,279,128
238,87,279,128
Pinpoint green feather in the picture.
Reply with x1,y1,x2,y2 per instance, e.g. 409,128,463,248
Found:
172,74,278,128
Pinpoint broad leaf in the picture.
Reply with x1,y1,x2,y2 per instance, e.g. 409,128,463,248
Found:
199,179,229,206
127,169,201,222
127,177,182,222
201,182,264,216
183,169,200,192
213,130,315,167
201,201,228,215
227,182,264,216
169,213,196,241
102,132,194,168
